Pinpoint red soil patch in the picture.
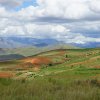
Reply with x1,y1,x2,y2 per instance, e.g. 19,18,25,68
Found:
15,57,52,71
23,57,52,65
94,66,100,69
0,72,14,78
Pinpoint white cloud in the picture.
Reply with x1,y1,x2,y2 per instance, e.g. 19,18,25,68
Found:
35,0,100,20
1,0,100,20
51,25,69,33
1,0,99,21
64,3,89,19
65,35,100,44
89,0,100,13
0,7,10,17
24,24,69,38
1,25,25,36
0,0,100,45
54,32,100,44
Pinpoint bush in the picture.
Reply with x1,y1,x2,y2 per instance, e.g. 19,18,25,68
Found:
65,54,68,58
48,63,53,67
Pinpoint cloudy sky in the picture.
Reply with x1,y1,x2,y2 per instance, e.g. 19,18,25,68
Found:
0,0,100,44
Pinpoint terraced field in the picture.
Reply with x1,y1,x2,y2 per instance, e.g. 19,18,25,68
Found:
0,48,100,100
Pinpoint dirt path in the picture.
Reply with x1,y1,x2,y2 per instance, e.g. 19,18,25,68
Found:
69,56,100,66
28,66,80,79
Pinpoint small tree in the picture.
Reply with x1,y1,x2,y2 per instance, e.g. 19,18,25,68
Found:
65,54,68,58
48,63,53,67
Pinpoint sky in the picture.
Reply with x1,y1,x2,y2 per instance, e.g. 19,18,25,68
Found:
0,0,100,44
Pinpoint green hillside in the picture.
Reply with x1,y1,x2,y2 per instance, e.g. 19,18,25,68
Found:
0,44,78,57
0,48,100,100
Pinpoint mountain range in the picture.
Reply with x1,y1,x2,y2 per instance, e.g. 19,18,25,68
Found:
0,36,99,61
0,37,60,48
0,36,100,49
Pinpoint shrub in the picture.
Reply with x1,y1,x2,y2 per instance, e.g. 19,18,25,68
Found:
48,63,53,67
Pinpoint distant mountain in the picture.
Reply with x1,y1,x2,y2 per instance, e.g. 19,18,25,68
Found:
0,43,77,58
74,42,100,48
43,43,78,50
0,36,78,59
0,48,5,54
8,37,59,46
0,36,99,61
0,37,27,48
0,54,24,61
0,37,59,48
0,36,99,49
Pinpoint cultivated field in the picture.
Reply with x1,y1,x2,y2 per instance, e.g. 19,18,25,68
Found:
0,48,100,100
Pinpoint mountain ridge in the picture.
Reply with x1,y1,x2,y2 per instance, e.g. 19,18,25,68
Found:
0,36,100,48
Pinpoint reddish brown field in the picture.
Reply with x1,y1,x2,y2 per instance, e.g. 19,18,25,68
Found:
14,56,53,71
94,65,100,69
23,57,52,65
0,72,14,78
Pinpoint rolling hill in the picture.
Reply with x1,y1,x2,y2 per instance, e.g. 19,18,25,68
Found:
0,44,77,57
0,48,100,100
0,43,78,61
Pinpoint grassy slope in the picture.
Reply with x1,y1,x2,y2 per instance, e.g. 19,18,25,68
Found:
0,48,100,100
0,44,78,57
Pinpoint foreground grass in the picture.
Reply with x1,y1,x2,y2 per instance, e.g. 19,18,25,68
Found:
0,77,100,100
